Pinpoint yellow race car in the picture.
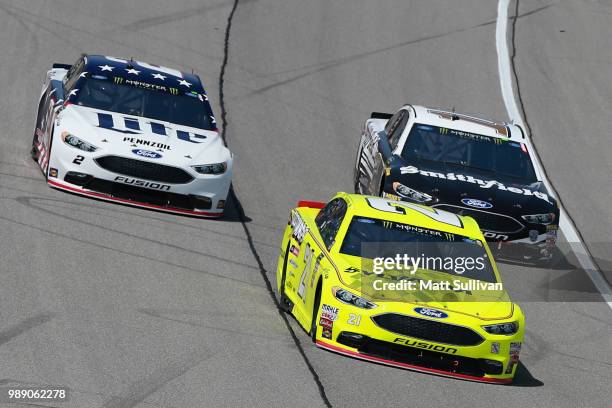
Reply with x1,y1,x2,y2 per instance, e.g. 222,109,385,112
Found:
276,193,524,383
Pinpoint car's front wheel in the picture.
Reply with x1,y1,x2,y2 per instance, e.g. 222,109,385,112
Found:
278,242,294,313
310,281,322,342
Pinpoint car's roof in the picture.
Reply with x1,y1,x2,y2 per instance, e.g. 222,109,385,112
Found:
406,105,525,141
83,54,206,94
341,193,482,238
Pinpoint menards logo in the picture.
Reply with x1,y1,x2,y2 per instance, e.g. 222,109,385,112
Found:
400,165,551,204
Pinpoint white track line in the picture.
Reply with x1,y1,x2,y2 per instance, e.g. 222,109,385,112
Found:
496,0,612,308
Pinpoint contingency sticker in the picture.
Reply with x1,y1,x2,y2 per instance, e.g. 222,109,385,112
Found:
321,304,339,321
505,342,522,374
319,317,333,340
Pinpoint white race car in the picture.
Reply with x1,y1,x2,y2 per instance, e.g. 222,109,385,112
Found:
32,54,232,217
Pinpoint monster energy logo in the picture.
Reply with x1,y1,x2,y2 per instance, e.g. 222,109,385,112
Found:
169,88,179,95
439,127,448,134
114,77,124,84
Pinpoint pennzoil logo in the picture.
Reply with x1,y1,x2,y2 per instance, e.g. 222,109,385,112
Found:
169,88,179,95
114,77,124,84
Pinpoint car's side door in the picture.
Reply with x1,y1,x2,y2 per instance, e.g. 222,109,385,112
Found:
286,199,347,328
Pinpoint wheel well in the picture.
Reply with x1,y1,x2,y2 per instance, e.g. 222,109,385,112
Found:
310,277,323,339
379,174,386,196
312,278,323,322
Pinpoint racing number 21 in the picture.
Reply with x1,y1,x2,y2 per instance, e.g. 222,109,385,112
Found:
297,243,314,300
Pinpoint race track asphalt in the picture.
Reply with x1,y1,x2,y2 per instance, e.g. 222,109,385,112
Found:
0,0,610,407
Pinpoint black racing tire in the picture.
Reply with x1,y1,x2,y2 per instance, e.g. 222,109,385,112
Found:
278,242,293,313
353,146,363,194
30,133,39,161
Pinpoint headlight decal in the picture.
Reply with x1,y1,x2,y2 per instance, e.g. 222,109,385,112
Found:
192,162,227,175
61,131,98,152
521,213,555,225
392,182,433,203
482,321,519,335
332,287,377,309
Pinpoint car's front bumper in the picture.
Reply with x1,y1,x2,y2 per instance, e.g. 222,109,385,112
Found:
316,338,513,384
47,143,232,217
314,298,523,384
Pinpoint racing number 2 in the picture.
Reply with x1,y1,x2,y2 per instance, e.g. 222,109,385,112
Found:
366,197,462,228
72,155,84,165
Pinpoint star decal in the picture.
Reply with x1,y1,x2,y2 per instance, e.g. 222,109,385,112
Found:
152,73,166,80
178,79,192,88
68,89,79,98
126,68,140,75
79,71,88,78
99,64,114,72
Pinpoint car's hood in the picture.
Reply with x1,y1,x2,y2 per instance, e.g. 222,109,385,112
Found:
58,105,230,166
389,157,557,215
336,254,513,320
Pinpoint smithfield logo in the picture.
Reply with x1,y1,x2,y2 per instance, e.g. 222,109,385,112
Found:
132,149,162,159
414,307,448,319
462,198,493,209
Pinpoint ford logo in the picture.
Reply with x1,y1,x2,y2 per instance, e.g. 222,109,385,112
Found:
414,307,448,319
461,198,492,209
132,149,162,159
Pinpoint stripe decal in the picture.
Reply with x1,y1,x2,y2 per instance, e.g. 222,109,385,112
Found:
177,130,206,144
150,122,167,135
96,113,140,134
97,113,114,129
124,118,140,131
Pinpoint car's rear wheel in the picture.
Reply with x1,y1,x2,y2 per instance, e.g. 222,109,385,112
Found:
30,133,39,161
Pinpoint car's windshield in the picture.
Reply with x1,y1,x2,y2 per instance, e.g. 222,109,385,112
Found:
401,123,537,181
340,216,496,283
72,78,215,130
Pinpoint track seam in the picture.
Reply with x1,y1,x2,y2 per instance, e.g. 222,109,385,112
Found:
502,0,612,302
217,1,333,406
508,0,603,275
509,0,532,137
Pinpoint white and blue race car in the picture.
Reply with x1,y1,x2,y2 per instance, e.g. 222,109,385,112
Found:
32,54,232,217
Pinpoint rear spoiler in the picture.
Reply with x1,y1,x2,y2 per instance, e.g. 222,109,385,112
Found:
52,63,72,70
370,111,393,120
297,200,326,209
